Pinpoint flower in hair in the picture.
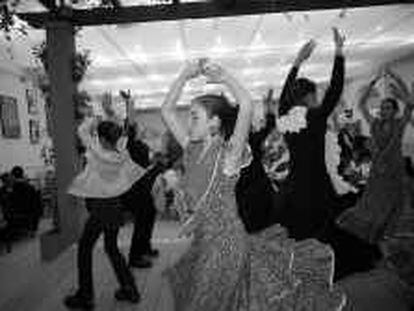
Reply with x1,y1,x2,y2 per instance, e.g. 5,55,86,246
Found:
277,106,308,134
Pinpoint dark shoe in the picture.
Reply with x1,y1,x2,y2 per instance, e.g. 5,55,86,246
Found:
129,257,153,269
64,293,94,310
114,287,140,304
145,248,160,258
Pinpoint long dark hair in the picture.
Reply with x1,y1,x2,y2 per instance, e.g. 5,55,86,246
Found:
293,78,317,103
194,94,239,141
382,97,399,112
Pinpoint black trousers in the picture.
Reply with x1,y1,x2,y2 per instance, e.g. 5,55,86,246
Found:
128,191,157,260
77,198,136,299
122,165,163,261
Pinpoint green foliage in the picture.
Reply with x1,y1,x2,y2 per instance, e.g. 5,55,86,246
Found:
0,0,27,41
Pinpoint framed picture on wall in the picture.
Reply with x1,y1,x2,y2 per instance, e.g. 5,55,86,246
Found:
29,119,40,144
26,89,38,115
0,95,21,139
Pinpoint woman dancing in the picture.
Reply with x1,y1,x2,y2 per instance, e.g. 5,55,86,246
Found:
160,59,345,311
337,67,414,244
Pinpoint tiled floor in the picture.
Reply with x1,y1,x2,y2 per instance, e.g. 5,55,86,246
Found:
0,220,412,311
0,220,189,311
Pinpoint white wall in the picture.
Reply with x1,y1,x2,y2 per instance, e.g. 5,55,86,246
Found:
0,64,48,180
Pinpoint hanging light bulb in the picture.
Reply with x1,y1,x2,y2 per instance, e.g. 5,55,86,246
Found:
149,73,164,82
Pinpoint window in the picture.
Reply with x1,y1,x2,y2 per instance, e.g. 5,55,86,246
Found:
0,95,21,139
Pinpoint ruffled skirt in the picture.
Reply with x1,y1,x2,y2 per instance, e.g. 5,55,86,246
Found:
163,223,346,311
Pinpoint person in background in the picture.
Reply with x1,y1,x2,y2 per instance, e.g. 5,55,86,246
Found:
235,89,290,234
277,28,345,241
120,93,168,269
0,173,12,222
337,67,414,244
0,173,13,252
9,166,42,235
64,115,144,309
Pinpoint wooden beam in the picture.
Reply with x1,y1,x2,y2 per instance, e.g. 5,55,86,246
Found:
37,0,57,11
19,0,414,29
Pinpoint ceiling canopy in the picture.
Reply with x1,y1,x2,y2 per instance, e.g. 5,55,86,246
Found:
4,2,414,110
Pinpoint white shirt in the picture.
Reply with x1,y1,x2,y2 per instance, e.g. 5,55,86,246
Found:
67,117,146,198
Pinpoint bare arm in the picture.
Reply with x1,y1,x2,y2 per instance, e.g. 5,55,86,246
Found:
228,78,253,164
161,63,200,149
358,77,379,125
389,78,414,125
203,63,252,167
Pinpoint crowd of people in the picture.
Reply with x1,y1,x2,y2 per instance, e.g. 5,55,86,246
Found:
61,27,414,310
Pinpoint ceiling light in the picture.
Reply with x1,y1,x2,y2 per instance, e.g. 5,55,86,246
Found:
211,36,229,56
134,45,149,64
149,73,164,82
242,68,262,76
250,33,268,51
174,40,186,62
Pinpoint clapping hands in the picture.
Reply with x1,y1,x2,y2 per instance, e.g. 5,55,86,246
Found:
181,58,228,84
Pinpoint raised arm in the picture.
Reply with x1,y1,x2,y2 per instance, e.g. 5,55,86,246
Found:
279,40,316,116
161,62,201,149
358,75,380,125
318,28,346,117
120,90,135,126
389,77,414,125
204,63,252,165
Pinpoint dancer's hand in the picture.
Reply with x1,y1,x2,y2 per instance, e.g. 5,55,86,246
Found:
203,62,228,84
294,39,316,67
333,27,345,53
180,60,203,81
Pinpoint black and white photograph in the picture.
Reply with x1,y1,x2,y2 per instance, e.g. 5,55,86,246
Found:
1,1,414,311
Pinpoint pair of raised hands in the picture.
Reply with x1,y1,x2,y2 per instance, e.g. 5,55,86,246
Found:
181,58,228,84
382,67,414,105
294,27,345,67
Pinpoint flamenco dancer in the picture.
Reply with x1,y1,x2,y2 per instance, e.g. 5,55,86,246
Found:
337,67,414,244
64,108,144,309
159,59,345,311
277,27,345,241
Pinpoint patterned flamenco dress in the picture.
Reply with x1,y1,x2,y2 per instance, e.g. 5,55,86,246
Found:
337,118,405,244
162,138,346,311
